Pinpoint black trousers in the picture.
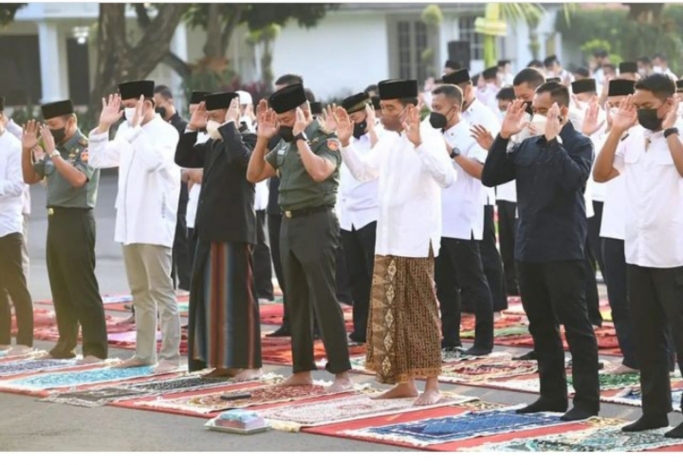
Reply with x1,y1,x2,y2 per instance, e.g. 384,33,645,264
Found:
268,213,288,329
480,205,507,312
336,243,353,306
0,233,33,347
627,265,683,415
587,201,605,274
254,210,274,301
518,260,600,412
601,238,638,369
435,237,494,350
188,227,197,272
171,181,192,291
497,200,519,294
341,222,376,343
584,242,603,328
46,208,107,360
280,209,351,374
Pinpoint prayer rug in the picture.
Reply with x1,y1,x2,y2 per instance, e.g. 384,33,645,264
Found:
341,407,567,447
0,359,79,378
120,374,239,393
258,393,477,430
261,340,366,366
0,365,158,392
602,385,683,411
466,426,683,452
438,356,537,385
42,386,152,407
129,380,339,415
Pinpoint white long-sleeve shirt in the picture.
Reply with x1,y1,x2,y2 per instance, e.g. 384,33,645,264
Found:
5,120,30,216
340,127,455,258
338,126,384,232
88,115,181,247
0,131,25,237
462,98,500,206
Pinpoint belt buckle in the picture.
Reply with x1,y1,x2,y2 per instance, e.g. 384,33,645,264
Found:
284,211,292,219
48,208,54,216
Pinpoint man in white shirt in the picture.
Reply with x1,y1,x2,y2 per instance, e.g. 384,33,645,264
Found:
443,69,508,316
652,54,678,81
586,79,641,375
427,84,494,356
544,55,574,86
594,74,683,437
477,67,502,114
335,79,455,405
498,59,515,87
0,102,34,355
337,93,382,344
89,80,182,373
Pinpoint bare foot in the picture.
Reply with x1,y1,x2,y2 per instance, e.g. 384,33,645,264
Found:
327,373,354,393
232,368,263,383
117,357,151,369
7,346,33,356
372,383,419,400
78,355,104,365
280,372,314,387
413,388,441,406
153,361,181,374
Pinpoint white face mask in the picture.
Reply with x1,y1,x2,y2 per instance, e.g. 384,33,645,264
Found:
206,120,222,140
653,65,663,74
530,114,548,135
124,108,137,122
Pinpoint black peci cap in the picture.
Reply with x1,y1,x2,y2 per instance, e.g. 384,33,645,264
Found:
118,80,155,100
310,102,323,115
677,80,683,93
268,84,307,114
445,59,461,70
190,91,209,104
571,79,596,95
378,80,418,100
483,67,498,80
547,77,561,83
619,62,638,74
607,79,636,97
443,69,471,86
41,100,75,120
342,92,371,114
205,92,239,111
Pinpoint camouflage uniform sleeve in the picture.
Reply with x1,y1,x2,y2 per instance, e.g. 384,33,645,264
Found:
74,138,96,181
311,132,342,168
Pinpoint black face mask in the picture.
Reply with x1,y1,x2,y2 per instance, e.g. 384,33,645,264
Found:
279,126,295,142
524,102,534,116
637,108,663,131
429,112,448,130
353,120,368,139
155,106,167,119
50,128,67,144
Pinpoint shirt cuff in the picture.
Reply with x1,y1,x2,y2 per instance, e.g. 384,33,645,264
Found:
184,127,197,134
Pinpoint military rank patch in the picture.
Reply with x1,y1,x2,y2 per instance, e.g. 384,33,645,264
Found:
327,140,340,151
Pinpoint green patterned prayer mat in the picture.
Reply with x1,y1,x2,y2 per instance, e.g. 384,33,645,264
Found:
465,426,683,452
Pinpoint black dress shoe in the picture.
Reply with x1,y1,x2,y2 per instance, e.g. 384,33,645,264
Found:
348,333,366,344
514,350,537,361
266,326,291,338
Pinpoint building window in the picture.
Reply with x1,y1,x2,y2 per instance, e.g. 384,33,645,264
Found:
391,18,432,82
0,35,42,106
458,16,484,61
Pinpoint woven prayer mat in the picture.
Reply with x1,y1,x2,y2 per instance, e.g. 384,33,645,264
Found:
0,365,162,395
0,359,80,379
119,378,343,418
437,355,538,386
0,349,48,363
43,373,279,407
465,425,683,452
601,383,683,411
257,393,477,431
306,405,607,452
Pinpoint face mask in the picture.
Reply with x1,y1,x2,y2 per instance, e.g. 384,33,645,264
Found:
637,108,663,131
653,66,663,74
155,106,167,119
638,67,646,76
124,108,136,122
50,127,67,144
530,114,548,135
206,120,222,140
524,102,534,116
279,126,294,142
353,120,368,139
429,112,448,130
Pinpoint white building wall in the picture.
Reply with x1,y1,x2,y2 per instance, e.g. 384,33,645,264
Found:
270,11,390,101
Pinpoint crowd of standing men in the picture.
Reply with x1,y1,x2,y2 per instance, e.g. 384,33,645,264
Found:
0,48,682,436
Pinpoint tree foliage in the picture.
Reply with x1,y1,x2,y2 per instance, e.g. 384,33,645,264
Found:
0,3,26,27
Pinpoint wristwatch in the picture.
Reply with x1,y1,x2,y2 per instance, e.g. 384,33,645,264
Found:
293,132,308,143
450,147,461,159
50,150,60,159
664,127,679,139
